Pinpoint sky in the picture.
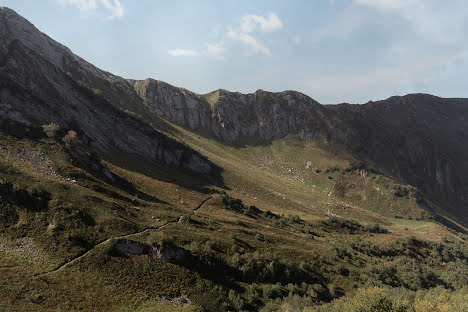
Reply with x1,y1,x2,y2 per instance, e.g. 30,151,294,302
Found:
2,0,468,104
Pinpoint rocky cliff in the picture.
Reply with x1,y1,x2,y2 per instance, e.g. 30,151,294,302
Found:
0,7,466,222
332,94,468,222
132,79,344,142
0,7,215,176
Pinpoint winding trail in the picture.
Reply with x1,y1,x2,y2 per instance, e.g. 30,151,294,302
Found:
35,195,214,278
193,195,214,214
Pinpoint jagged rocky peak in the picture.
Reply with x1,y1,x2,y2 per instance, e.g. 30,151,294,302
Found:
0,6,134,96
0,7,217,176
1,6,79,73
130,77,330,141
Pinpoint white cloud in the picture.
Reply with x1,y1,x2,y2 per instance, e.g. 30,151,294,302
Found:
204,42,227,60
58,0,124,20
101,0,124,20
59,0,97,11
167,12,281,60
227,28,271,56
239,13,283,33
167,44,227,60
225,12,282,56
167,49,200,57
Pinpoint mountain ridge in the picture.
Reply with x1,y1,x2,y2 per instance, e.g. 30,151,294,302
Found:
0,6,467,224
1,7,468,311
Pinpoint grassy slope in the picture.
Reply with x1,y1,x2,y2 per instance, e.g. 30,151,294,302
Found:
1,123,467,311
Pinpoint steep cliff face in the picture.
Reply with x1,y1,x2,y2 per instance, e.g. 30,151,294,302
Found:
133,79,345,142
0,7,215,175
133,79,213,131
1,7,467,222
332,94,468,221
131,72,468,222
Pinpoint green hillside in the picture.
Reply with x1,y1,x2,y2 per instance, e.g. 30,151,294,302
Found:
1,122,467,311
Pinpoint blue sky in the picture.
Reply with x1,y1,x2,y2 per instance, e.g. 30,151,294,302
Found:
2,0,468,103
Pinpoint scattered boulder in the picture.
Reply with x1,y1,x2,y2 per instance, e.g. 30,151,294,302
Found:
152,244,189,264
114,239,149,255
112,239,189,264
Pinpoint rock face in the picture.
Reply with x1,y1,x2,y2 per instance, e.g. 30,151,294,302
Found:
332,95,468,222
113,239,188,263
0,7,467,223
152,244,188,264
114,240,149,255
133,79,342,142
0,7,216,176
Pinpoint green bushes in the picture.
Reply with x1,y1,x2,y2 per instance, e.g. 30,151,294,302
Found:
228,251,313,284
325,166,340,174
316,286,468,312
0,179,50,211
228,290,245,310
394,186,410,198
222,195,261,217
180,214,192,224
335,264,350,276
323,217,389,234
42,123,61,138
262,283,287,299
367,264,400,287
315,287,405,312
323,218,362,234
63,130,79,149
47,200,96,240
363,223,389,234
348,236,468,291
0,203,19,227
344,161,367,172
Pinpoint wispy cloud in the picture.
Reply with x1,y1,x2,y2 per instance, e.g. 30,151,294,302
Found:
168,12,282,59
59,0,97,12
101,0,124,20
204,42,227,60
239,12,283,33
167,49,200,57
59,0,124,20
227,28,271,56
168,43,227,60
227,12,283,56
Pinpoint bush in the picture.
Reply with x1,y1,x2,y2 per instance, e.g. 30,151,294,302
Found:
323,218,362,234
0,204,19,226
228,290,245,310
364,224,389,234
263,283,286,299
255,233,265,241
42,123,61,138
326,166,340,173
63,130,79,149
181,214,192,224
344,161,367,172
287,214,302,224
315,287,407,312
335,264,350,276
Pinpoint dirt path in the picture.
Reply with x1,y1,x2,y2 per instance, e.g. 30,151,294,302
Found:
193,195,214,214
35,196,214,278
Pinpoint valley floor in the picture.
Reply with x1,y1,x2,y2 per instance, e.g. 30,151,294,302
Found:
1,132,467,311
